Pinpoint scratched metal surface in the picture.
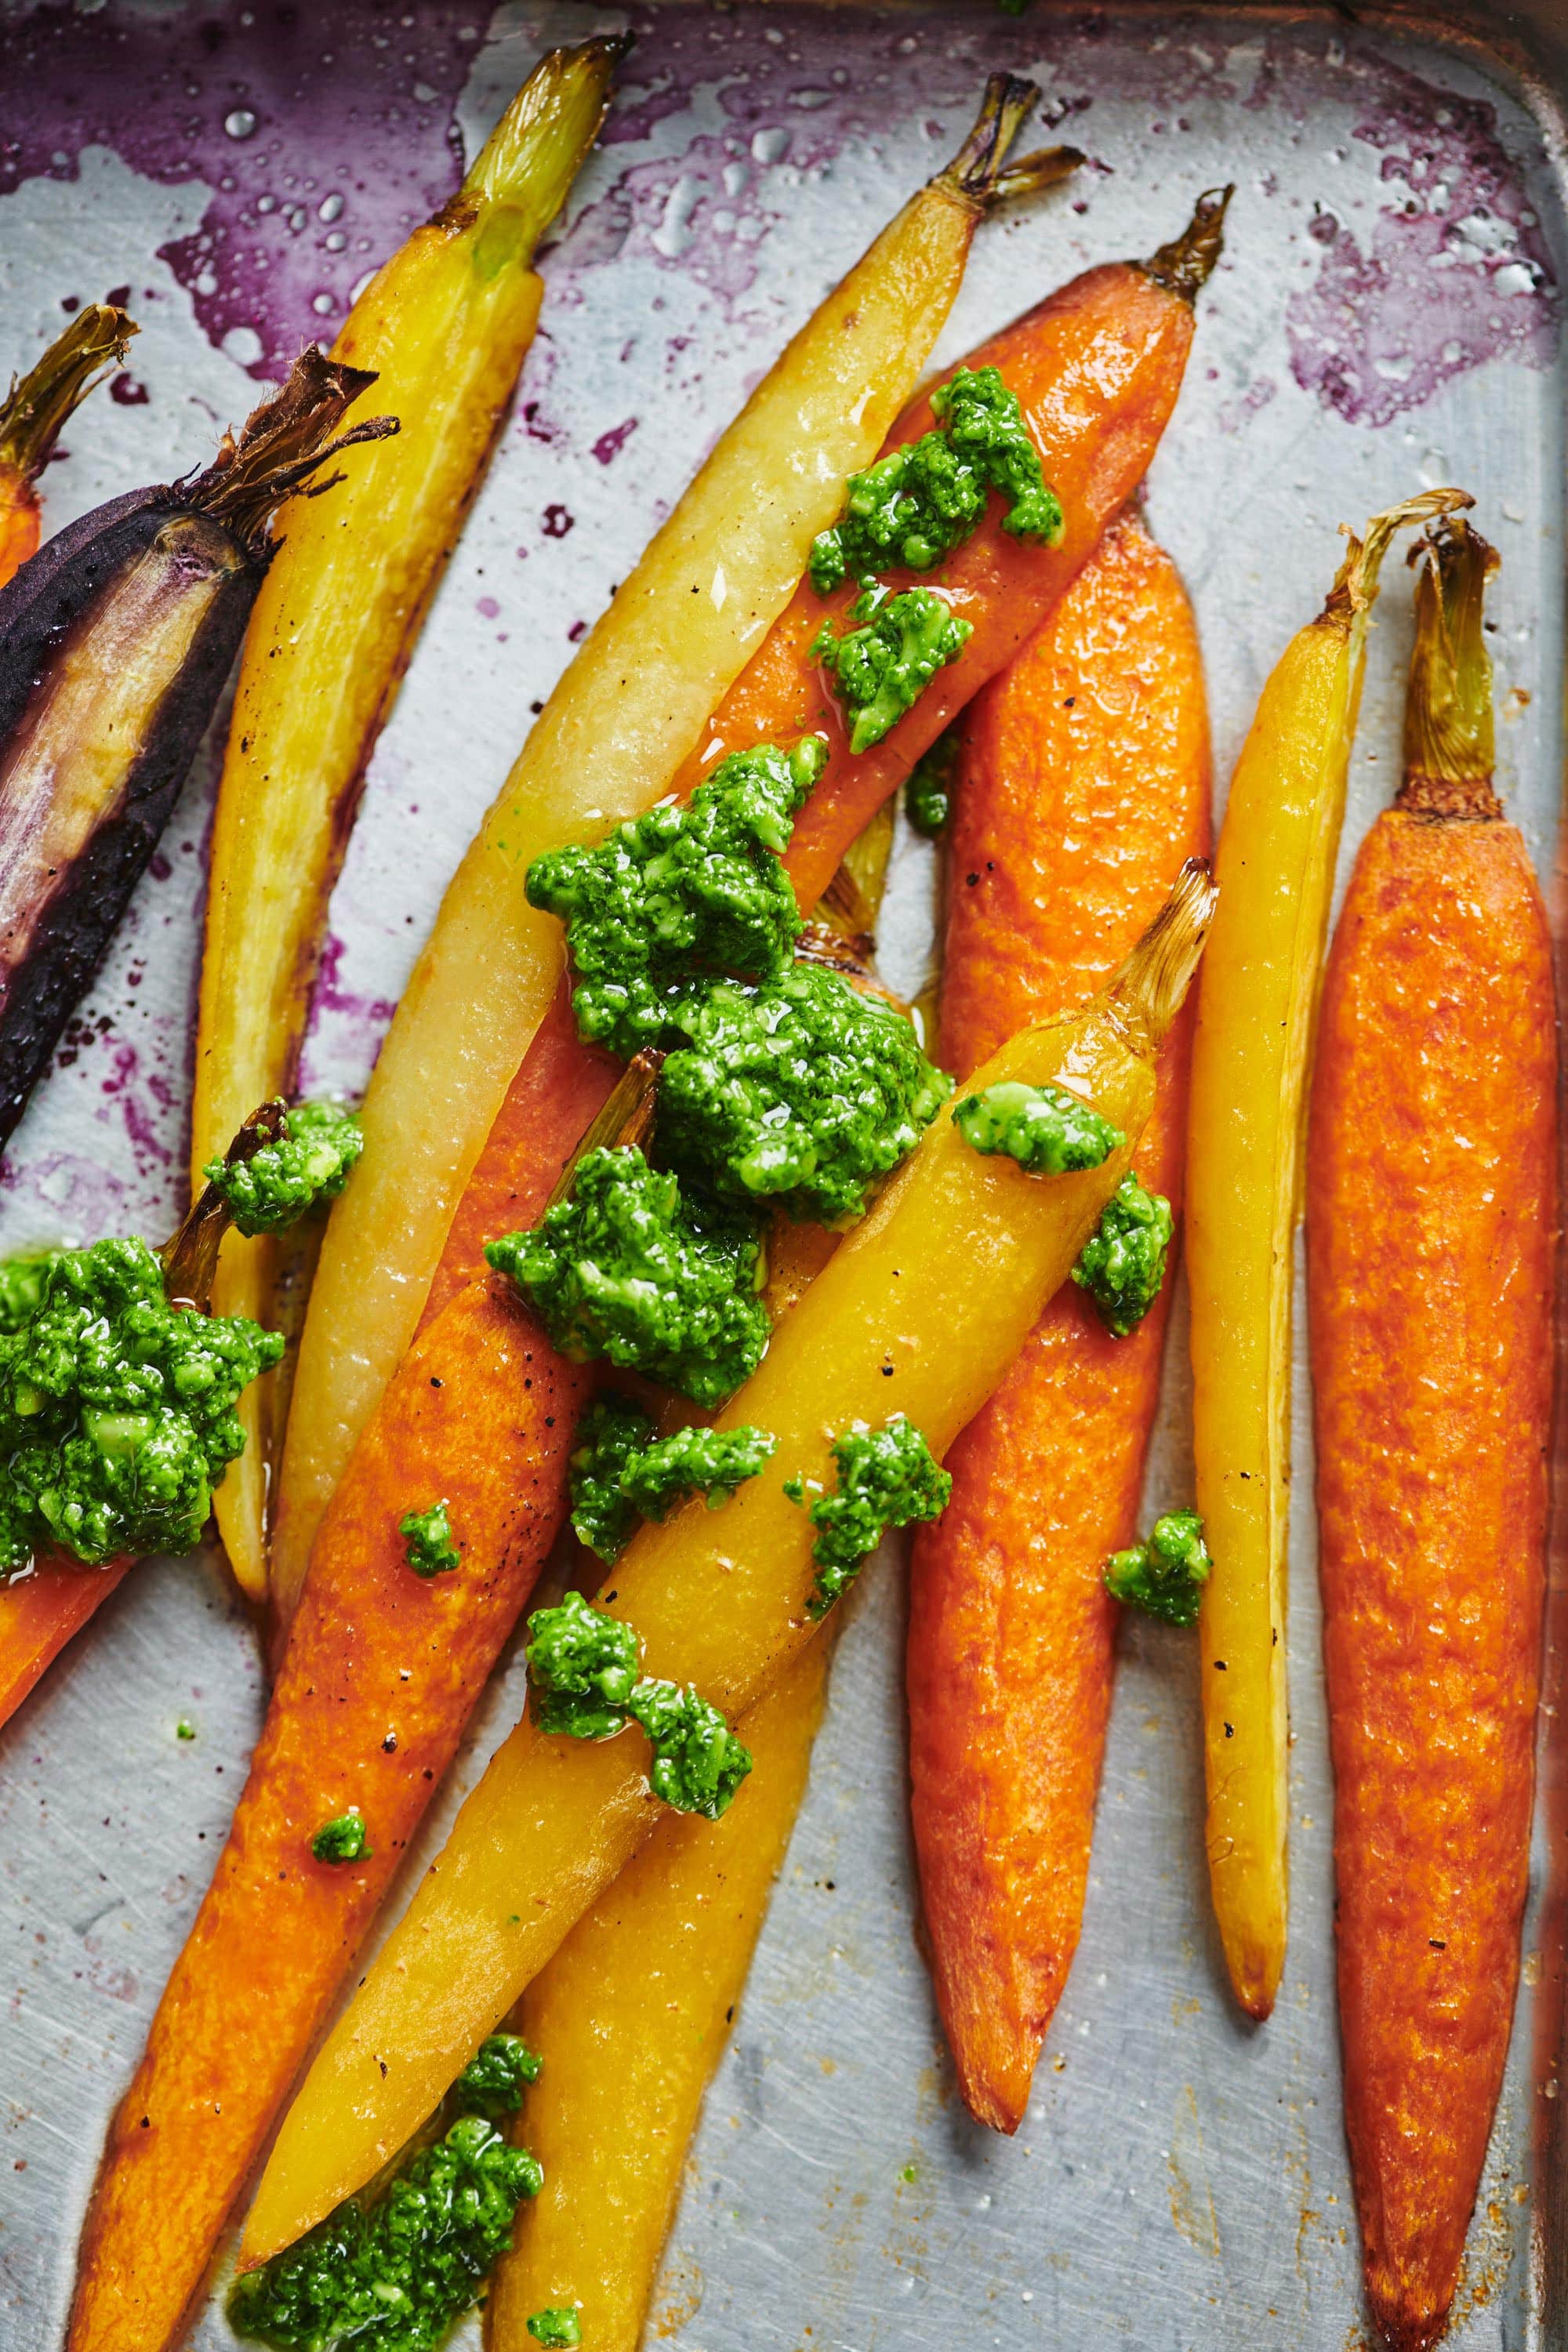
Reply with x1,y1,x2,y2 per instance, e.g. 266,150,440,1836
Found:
0,2,1566,2347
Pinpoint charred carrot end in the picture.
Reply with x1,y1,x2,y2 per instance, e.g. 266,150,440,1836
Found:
0,305,136,586
1311,515,1554,2352
1141,183,1233,302
1398,514,1501,818
910,517,1210,2132
67,1277,586,2352
931,70,1083,212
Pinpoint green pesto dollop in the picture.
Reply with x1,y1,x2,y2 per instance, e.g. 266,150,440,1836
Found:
486,1147,769,1411
809,365,1062,593
311,1810,371,1865
568,1393,655,1562
452,2031,542,2120
622,1421,775,1524
929,365,1062,547
400,1498,461,1578
1073,1172,1174,1338
528,2310,582,2349
228,2054,543,2352
659,965,953,1225
0,1237,283,1579
631,1677,752,1819
0,1252,54,1334
1105,1510,1212,1629
525,1588,641,1739
524,736,827,1060
904,728,959,837
202,1098,363,1237
953,1080,1124,1177
811,586,971,757
568,1399,775,1563
525,1592,752,1820
786,1414,951,1617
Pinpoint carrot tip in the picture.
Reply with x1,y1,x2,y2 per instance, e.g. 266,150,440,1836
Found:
937,71,1046,208
1141,183,1233,303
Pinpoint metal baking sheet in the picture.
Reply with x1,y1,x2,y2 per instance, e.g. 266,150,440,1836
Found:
2,2,1566,2344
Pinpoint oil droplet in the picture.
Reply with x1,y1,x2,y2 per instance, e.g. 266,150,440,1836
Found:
223,107,258,140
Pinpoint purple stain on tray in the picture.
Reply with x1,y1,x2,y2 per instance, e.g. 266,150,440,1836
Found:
295,931,395,1101
0,0,480,379
1286,54,1557,424
592,416,638,465
551,133,785,307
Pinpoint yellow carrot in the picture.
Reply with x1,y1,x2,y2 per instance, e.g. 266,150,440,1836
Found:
486,1640,830,2352
194,39,623,1602
1185,488,1465,2019
241,861,1214,2262
270,78,1076,1622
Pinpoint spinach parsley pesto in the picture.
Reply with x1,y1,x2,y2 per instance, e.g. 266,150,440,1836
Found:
488,1147,769,1410
524,737,826,1061
0,1239,282,1578
401,1498,461,1577
809,365,1062,594
811,585,971,757
526,1590,752,1819
1073,1172,1174,1338
0,1251,52,1333
954,1080,1124,1176
786,1414,950,1617
229,2034,543,2352
661,966,953,1225
904,728,960,837
515,727,952,1407
1105,1510,1212,1629
528,2310,583,2348
201,1098,362,1236
568,1394,775,1563
311,1810,372,1865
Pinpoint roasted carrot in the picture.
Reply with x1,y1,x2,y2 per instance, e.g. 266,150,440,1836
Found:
907,511,1210,2133
266,185,1230,1642
676,189,1229,915
1186,487,1465,2020
0,1556,131,1730
194,39,624,1606
0,305,133,587
270,78,1076,1618
241,865,1216,2259
1307,519,1555,2352
487,1635,831,2352
67,1273,588,2352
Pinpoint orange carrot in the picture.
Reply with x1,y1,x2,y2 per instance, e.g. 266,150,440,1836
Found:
678,193,1227,911
1307,519,1555,2352
907,512,1210,2132
0,1557,131,1730
0,307,133,586
68,1273,587,2352
412,191,1229,1333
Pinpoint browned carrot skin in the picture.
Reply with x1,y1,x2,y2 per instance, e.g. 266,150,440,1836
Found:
907,514,1210,2132
1307,521,1555,2352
